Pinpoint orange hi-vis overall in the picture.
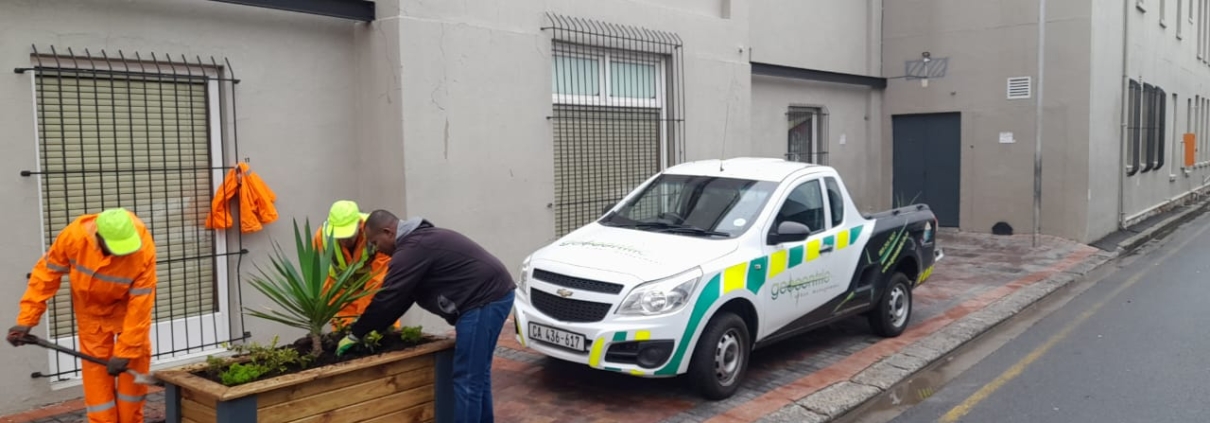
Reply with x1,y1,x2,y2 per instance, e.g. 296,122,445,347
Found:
312,215,393,331
17,213,156,423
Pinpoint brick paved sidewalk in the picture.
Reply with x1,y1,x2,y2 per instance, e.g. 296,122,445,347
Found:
1,231,1102,423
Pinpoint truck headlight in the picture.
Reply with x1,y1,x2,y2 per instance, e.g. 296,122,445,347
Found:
617,268,703,316
517,256,532,299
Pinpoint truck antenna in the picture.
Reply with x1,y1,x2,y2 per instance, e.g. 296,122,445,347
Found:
720,70,738,173
720,102,730,172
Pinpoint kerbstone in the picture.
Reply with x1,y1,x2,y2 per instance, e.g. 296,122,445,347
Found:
883,353,931,373
937,316,993,341
911,330,966,356
797,382,881,417
899,340,945,363
757,405,829,423
852,359,914,390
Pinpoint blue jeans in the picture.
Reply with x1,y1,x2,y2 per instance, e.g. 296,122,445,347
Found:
453,290,514,423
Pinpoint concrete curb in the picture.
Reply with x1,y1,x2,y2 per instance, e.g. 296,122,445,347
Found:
760,198,1210,423
1118,199,1210,253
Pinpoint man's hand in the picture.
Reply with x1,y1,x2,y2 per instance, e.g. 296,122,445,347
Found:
6,326,30,347
335,334,359,356
107,357,130,377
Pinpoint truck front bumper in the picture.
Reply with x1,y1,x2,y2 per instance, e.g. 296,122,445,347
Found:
512,288,691,377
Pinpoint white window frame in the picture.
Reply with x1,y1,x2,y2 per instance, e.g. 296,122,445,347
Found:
552,47,666,109
551,46,670,167
28,73,231,388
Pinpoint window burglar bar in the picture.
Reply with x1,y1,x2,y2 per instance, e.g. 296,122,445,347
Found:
787,107,829,165
15,45,250,381
544,13,686,237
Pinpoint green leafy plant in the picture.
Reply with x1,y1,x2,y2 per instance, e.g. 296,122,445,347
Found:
400,326,423,343
362,330,384,352
229,335,311,372
208,336,313,386
221,363,264,386
243,219,379,356
205,355,227,376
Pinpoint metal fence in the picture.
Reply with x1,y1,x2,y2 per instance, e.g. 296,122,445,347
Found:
544,13,686,237
15,45,249,381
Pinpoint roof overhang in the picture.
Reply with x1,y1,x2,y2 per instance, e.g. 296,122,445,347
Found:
751,62,886,89
207,0,375,22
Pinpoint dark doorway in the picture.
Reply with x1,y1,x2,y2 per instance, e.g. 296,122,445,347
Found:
892,113,961,227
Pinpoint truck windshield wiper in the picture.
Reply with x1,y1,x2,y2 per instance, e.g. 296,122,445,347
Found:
626,221,729,237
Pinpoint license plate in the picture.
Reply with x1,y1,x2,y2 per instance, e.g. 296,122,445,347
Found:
528,322,587,352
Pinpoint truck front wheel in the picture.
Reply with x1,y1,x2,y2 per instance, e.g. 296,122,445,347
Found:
687,312,750,400
869,272,913,337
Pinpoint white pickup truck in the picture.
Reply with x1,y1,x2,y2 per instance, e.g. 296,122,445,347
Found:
512,158,942,399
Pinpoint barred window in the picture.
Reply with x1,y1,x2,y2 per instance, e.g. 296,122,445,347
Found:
788,107,828,165
22,48,243,382
546,14,685,237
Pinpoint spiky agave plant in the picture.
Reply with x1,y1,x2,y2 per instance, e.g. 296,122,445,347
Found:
244,219,379,356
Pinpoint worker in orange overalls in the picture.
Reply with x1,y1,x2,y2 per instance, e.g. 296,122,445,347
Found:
7,208,156,423
313,200,396,331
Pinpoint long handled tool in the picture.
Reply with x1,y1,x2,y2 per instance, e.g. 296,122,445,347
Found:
22,334,161,386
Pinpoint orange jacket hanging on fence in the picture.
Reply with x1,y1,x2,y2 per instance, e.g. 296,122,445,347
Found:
17,210,157,423
312,218,394,331
205,162,278,233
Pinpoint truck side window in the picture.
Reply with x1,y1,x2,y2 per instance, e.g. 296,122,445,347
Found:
824,177,844,227
775,180,825,233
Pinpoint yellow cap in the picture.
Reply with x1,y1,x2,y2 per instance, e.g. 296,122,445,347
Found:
96,208,141,256
324,201,363,240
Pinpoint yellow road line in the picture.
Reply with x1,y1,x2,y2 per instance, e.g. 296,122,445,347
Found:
939,222,1210,423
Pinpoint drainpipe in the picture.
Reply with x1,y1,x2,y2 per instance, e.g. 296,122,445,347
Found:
1033,0,1046,248
1117,0,1131,230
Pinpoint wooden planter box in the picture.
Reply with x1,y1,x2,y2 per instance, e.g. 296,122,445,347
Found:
155,338,456,423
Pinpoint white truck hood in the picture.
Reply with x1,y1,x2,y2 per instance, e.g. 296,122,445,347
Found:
531,223,738,283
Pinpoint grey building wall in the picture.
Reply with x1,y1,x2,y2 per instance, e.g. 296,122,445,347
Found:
0,0,872,414
1097,0,1210,241
386,0,753,330
882,0,1092,241
0,0,367,413
749,0,885,213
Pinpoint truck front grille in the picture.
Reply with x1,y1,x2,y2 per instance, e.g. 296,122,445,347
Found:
531,289,612,323
533,269,624,294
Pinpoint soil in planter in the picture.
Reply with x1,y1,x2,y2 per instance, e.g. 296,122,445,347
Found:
196,329,435,386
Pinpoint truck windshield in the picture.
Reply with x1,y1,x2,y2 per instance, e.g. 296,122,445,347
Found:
599,174,778,238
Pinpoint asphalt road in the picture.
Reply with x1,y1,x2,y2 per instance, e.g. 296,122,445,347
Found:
872,212,1210,423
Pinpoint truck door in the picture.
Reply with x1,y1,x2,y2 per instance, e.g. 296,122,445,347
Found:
761,176,845,335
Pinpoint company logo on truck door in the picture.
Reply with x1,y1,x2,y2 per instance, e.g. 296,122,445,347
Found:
770,270,834,301
654,224,866,375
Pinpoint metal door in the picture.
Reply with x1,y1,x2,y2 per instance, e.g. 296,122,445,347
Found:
892,113,961,227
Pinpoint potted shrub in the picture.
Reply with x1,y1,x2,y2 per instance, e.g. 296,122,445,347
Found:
154,220,455,423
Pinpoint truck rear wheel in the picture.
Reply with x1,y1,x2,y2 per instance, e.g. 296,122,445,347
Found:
869,272,913,337
687,312,750,400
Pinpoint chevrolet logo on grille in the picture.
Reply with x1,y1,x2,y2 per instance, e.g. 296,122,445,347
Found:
556,288,574,298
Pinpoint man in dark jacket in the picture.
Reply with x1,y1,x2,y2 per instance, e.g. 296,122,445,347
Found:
336,210,516,423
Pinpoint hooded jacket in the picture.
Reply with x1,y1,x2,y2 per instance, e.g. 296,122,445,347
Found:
350,219,515,337
205,162,277,233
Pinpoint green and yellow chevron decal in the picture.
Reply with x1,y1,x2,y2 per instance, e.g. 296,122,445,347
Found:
599,329,655,375
917,264,935,286
651,223,866,375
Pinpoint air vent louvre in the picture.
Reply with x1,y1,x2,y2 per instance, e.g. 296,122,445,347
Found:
1007,76,1032,100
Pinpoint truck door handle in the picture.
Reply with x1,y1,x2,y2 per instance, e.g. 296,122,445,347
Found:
820,244,834,254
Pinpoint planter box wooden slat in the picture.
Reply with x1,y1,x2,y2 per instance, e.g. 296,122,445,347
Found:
157,337,455,423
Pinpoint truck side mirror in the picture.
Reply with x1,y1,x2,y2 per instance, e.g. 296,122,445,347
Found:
768,221,811,245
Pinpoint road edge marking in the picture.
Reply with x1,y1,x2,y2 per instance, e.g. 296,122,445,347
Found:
939,222,1210,422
